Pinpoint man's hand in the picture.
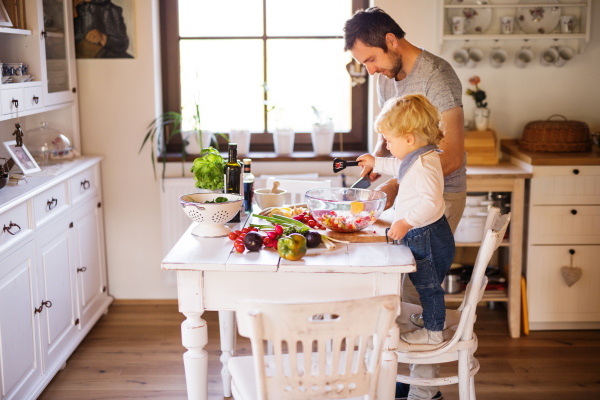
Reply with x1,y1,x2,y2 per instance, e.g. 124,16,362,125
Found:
86,29,108,47
388,218,412,241
376,179,399,211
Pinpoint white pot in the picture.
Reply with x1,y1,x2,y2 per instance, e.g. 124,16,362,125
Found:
474,108,490,131
273,128,295,155
311,121,334,155
184,130,213,154
196,188,223,194
455,215,486,243
230,129,251,156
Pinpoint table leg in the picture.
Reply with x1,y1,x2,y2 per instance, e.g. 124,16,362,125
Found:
182,312,208,400
377,323,400,400
508,178,525,339
219,311,236,398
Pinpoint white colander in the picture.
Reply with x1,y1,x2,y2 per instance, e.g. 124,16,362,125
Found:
179,193,244,237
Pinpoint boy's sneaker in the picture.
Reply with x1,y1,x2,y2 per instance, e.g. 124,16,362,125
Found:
395,383,443,399
410,313,424,327
400,328,444,345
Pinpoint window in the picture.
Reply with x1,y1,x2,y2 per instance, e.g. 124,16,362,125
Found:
161,0,368,154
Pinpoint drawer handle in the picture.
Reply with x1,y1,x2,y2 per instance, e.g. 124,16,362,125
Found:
571,209,577,215
2,221,21,235
573,169,580,175
34,300,53,315
569,249,575,255
33,96,39,105
81,180,91,190
77,267,87,273
47,197,58,210
12,99,18,108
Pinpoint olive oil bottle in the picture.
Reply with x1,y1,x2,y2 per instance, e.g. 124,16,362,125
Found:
224,143,242,222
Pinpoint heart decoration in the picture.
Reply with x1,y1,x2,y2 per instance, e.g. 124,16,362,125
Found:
560,249,582,287
561,266,582,287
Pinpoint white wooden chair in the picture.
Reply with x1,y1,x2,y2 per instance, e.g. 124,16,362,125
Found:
228,295,400,400
395,207,511,400
265,177,332,204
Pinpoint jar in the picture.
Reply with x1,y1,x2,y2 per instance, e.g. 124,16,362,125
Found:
25,122,74,165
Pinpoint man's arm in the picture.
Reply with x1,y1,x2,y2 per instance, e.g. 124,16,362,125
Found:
438,106,465,177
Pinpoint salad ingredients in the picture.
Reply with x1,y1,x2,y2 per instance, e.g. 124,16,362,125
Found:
277,233,307,261
305,231,322,248
350,201,364,214
190,147,226,191
315,210,377,233
203,196,229,203
243,232,263,252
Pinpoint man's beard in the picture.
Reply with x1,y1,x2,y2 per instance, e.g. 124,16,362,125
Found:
388,49,403,79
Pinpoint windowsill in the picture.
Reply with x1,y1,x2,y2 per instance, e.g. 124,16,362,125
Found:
158,151,364,163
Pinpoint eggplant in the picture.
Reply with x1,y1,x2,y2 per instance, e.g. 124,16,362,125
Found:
304,231,322,248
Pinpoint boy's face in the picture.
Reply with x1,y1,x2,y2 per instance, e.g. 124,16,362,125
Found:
383,132,415,161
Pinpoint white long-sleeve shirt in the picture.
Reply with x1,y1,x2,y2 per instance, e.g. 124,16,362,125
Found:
373,150,445,229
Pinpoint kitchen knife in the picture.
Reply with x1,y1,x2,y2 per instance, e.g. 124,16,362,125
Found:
350,175,371,189
333,158,359,173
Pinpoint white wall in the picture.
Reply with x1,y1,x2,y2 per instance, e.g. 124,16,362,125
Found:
76,0,174,299
373,0,600,147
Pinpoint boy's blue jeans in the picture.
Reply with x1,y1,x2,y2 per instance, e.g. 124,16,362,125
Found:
402,215,455,332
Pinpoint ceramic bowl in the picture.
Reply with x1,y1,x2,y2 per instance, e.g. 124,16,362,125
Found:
11,75,30,83
253,188,287,209
179,193,243,237
306,188,386,233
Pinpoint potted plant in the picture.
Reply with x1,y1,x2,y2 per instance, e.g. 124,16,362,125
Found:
190,147,226,193
311,106,334,155
264,82,295,155
466,76,490,131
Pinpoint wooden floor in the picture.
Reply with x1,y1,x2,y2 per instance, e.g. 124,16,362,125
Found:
39,304,600,400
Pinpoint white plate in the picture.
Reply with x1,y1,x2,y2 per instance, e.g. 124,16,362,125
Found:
1,76,9,83
25,76,34,82
10,75,30,83
447,0,493,34
517,0,561,34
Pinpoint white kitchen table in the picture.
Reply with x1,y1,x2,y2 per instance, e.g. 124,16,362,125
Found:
161,214,415,400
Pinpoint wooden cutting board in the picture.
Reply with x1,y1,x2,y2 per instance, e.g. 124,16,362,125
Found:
320,209,395,243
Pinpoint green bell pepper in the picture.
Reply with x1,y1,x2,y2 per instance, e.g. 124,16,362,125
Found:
277,233,307,261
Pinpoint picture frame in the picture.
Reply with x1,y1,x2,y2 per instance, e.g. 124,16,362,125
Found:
3,141,41,174
0,1,13,27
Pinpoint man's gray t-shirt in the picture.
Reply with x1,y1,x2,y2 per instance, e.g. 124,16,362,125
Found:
377,50,467,193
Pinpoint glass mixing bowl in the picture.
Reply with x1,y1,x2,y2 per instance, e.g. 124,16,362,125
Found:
305,188,387,233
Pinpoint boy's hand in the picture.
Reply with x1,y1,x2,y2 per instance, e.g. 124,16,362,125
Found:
388,219,412,241
357,154,376,178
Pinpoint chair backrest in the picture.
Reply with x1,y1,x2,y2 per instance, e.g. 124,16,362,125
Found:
236,295,400,400
265,177,332,204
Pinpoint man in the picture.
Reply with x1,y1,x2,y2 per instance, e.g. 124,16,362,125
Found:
344,7,467,400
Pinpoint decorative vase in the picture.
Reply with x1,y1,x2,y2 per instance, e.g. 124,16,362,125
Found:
273,128,295,155
229,129,251,156
474,108,490,131
311,121,334,155
184,130,213,155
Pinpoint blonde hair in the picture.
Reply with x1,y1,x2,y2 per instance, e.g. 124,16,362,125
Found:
374,94,444,145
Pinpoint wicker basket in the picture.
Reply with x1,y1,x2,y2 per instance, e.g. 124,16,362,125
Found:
518,115,592,153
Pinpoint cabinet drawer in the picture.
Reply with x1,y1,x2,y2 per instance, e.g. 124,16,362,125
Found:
529,205,600,245
0,201,32,255
1,88,25,116
70,166,99,206
33,182,70,229
528,245,600,324
23,86,43,110
531,166,600,205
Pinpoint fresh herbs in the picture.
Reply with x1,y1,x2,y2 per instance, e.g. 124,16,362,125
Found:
204,197,228,203
190,147,226,191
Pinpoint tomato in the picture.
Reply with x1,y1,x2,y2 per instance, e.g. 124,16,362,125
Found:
307,220,316,228
239,233,246,239
234,230,242,236
250,227,258,232
234,243,245,253
302,216,310,224
242,228,249,234
228,232,238,240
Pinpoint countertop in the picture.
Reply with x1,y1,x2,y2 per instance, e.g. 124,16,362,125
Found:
501,140,600,166
466,160,532,179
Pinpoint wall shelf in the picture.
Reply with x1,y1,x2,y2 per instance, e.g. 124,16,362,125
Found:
444,33,587,41
444,3,587,8
0,27,32,35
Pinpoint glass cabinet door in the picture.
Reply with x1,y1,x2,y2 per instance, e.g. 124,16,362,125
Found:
41,0,76,106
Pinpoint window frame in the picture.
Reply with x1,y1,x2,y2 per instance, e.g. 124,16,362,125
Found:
160,0,368,154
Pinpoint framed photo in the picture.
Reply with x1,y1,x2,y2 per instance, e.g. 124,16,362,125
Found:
0,1,13,27
3,141,41,174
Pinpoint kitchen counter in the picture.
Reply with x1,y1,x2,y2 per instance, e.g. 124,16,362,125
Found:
501,139,600,166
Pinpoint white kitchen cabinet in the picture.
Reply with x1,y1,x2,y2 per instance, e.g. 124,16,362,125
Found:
73,196,107,331
0,240,42,400
526,164,600,331
35,215,79,372
0,158,112,399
